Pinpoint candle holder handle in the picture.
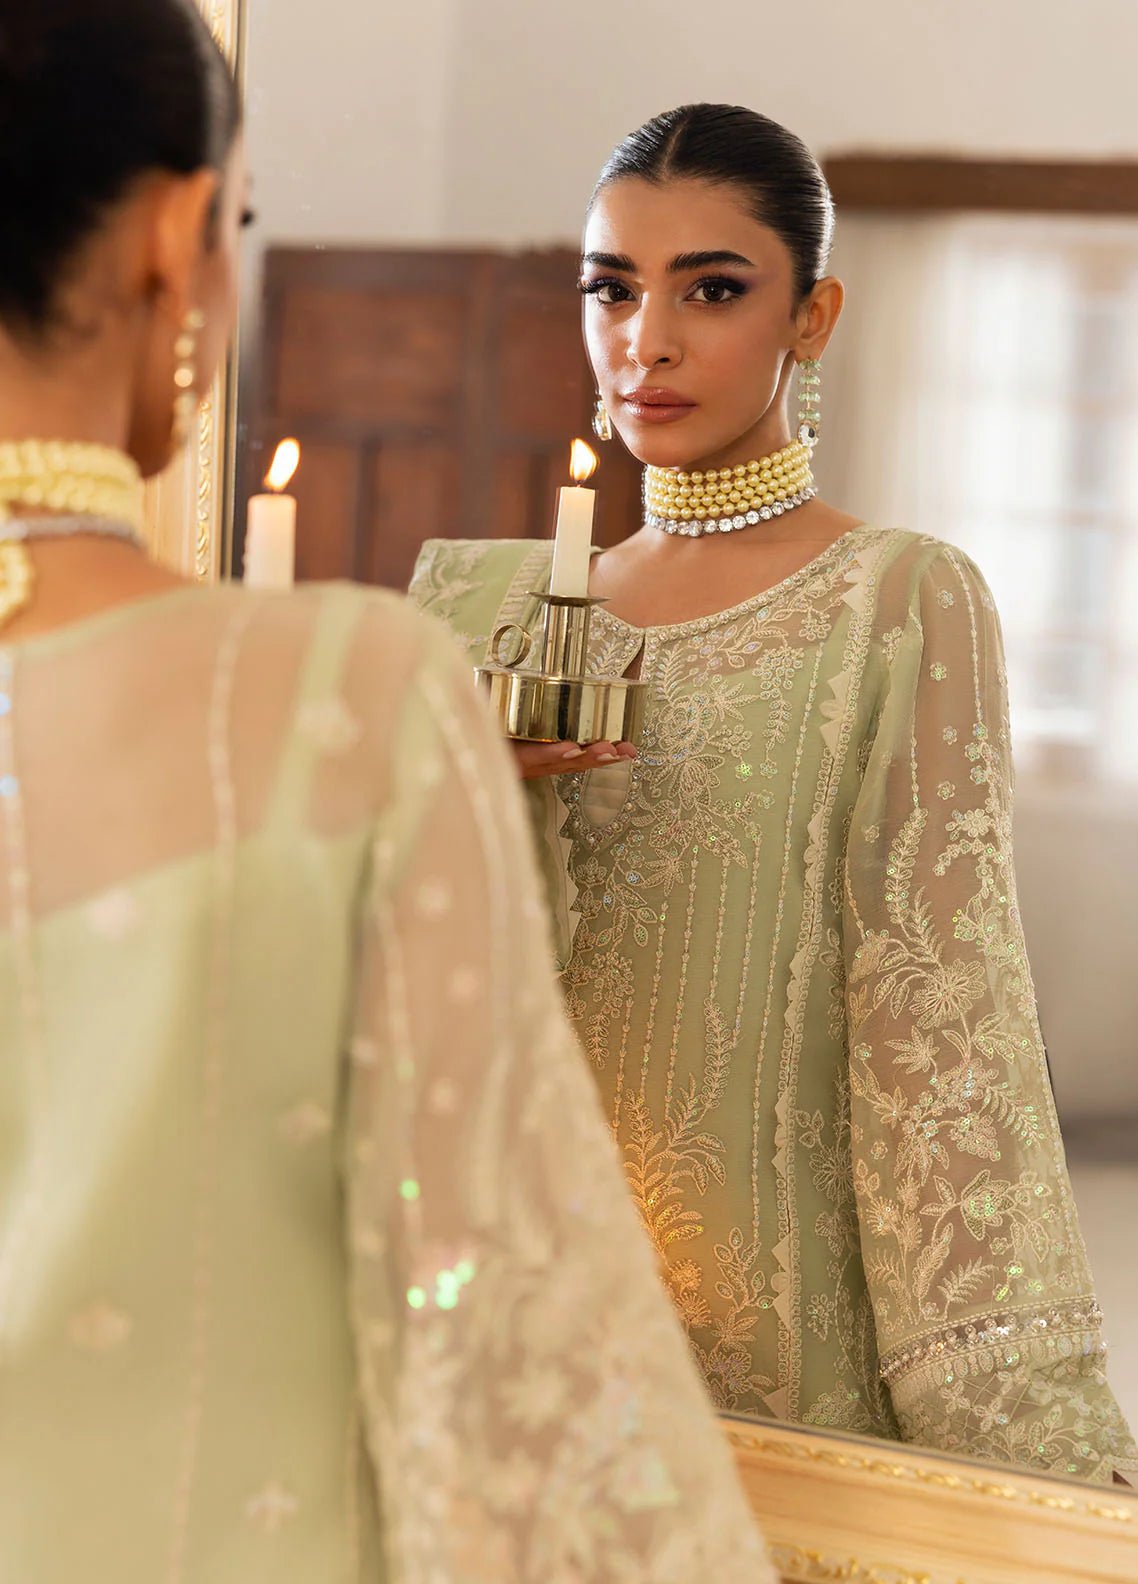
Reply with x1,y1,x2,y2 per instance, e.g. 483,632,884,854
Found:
489,621,533,668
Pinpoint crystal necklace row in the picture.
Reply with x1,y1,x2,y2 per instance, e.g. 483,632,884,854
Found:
642,357,822,538
0,440,146,631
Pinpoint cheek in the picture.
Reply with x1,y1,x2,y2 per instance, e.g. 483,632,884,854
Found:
701,305,782,378
584,313,622,382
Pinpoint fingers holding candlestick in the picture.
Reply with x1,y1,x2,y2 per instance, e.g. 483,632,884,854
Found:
511,739,637,782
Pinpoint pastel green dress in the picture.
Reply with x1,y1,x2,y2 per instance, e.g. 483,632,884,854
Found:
411,526,1138,1484
0,580,771,1583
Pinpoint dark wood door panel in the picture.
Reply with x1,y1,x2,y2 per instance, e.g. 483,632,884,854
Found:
252,246,641,586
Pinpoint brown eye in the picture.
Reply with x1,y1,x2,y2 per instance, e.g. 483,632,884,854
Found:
241,207,258,230
688,276,746,305
579,278,634,305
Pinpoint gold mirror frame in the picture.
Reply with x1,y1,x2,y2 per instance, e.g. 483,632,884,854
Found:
140,0,244,582
161,32,1136,1571
728,1419,1138,1584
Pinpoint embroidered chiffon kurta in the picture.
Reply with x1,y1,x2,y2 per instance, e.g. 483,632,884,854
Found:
411,526,1138,1484
0,581,770,1582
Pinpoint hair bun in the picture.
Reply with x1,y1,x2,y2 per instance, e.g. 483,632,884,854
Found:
0,0,239,335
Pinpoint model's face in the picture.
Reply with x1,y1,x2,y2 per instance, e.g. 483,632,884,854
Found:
582,176,810,471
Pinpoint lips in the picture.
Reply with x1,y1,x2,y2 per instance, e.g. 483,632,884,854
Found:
620,387,697,423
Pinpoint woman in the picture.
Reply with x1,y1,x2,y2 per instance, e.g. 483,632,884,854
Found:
411,103,1137,1484
0,11,772,1579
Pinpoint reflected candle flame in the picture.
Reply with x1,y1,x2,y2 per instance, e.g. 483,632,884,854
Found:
569,438,598,484
265,438,301,493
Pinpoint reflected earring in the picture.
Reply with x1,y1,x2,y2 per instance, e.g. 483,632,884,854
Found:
797,357,822,449
172,308,206,447
592,395,613,443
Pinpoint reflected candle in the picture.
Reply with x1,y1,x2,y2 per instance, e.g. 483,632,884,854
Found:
549,439,598,598
245,439,300,590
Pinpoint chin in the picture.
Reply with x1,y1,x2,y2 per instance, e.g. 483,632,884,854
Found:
615,422,719,472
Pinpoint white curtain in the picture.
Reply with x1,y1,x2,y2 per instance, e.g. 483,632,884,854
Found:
818,210,1138,1121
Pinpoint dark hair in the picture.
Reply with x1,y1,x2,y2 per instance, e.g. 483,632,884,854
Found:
591,104,834,301
0,0,241,335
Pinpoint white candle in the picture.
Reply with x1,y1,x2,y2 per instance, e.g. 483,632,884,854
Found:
549,439,598,598
245,493,296,589
245,439,300,590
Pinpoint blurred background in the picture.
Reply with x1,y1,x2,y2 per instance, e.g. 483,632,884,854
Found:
235,0,1138,1417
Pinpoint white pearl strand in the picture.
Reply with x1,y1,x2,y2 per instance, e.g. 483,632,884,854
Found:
644,440,817,538
0,516,147,631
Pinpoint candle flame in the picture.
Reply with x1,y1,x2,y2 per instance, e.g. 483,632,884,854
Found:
569,438,598,484
265,438,301,493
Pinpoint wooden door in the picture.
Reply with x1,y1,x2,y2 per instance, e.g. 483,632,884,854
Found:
250,246,642,589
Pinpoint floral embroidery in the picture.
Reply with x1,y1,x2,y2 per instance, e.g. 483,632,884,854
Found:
278,1100,333,1146
86,888,140,940
245,1482,299,1535
297,696,361,756
68,1301,132,1353
447,966,481,1002
349,1034,379,1068
881,626,904,664
415,879,453,919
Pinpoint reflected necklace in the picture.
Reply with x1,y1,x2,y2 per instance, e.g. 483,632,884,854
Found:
644,437,816,538
0,440,145,631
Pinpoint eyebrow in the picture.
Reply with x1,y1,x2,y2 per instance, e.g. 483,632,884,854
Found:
581,249,756,273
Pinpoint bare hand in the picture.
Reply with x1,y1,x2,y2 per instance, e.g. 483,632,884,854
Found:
511,739,637,782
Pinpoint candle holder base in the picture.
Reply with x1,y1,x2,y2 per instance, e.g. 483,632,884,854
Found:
475,665,646,745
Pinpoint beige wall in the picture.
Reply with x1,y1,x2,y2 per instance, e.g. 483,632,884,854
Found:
245,0,1138,250
244,0,457,243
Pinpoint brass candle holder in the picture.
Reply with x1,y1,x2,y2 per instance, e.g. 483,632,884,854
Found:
476,591,646,745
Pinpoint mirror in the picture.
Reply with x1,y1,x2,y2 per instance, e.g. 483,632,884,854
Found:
232,1,1138,1572
729,1416,1138,1583
139,0,243,578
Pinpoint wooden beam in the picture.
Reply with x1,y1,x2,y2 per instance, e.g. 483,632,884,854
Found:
824,154,1138,215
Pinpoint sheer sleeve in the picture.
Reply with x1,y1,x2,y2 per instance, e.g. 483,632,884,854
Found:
844,544,1138,1484
345,618,772,1581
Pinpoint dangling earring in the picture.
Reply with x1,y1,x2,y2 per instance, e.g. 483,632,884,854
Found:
797,358,822,449
592,395,613,443
171,308,206,447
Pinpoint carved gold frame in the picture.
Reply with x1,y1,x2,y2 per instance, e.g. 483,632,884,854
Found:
140,0,244,581
728,1419,1138,1584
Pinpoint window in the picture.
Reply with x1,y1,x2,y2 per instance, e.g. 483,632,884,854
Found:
824,212,1138,783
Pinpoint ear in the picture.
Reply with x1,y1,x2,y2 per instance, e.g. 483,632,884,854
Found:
794,276,845,361
141,169,222,325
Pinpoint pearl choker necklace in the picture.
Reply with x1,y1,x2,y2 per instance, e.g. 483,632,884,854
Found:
644,439,816,537
0,439,143,531
0,440,146,632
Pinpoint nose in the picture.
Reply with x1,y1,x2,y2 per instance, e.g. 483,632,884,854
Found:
625,294,682,372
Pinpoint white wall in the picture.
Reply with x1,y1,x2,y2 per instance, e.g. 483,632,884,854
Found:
243,0,458,243
244,0,1138,252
